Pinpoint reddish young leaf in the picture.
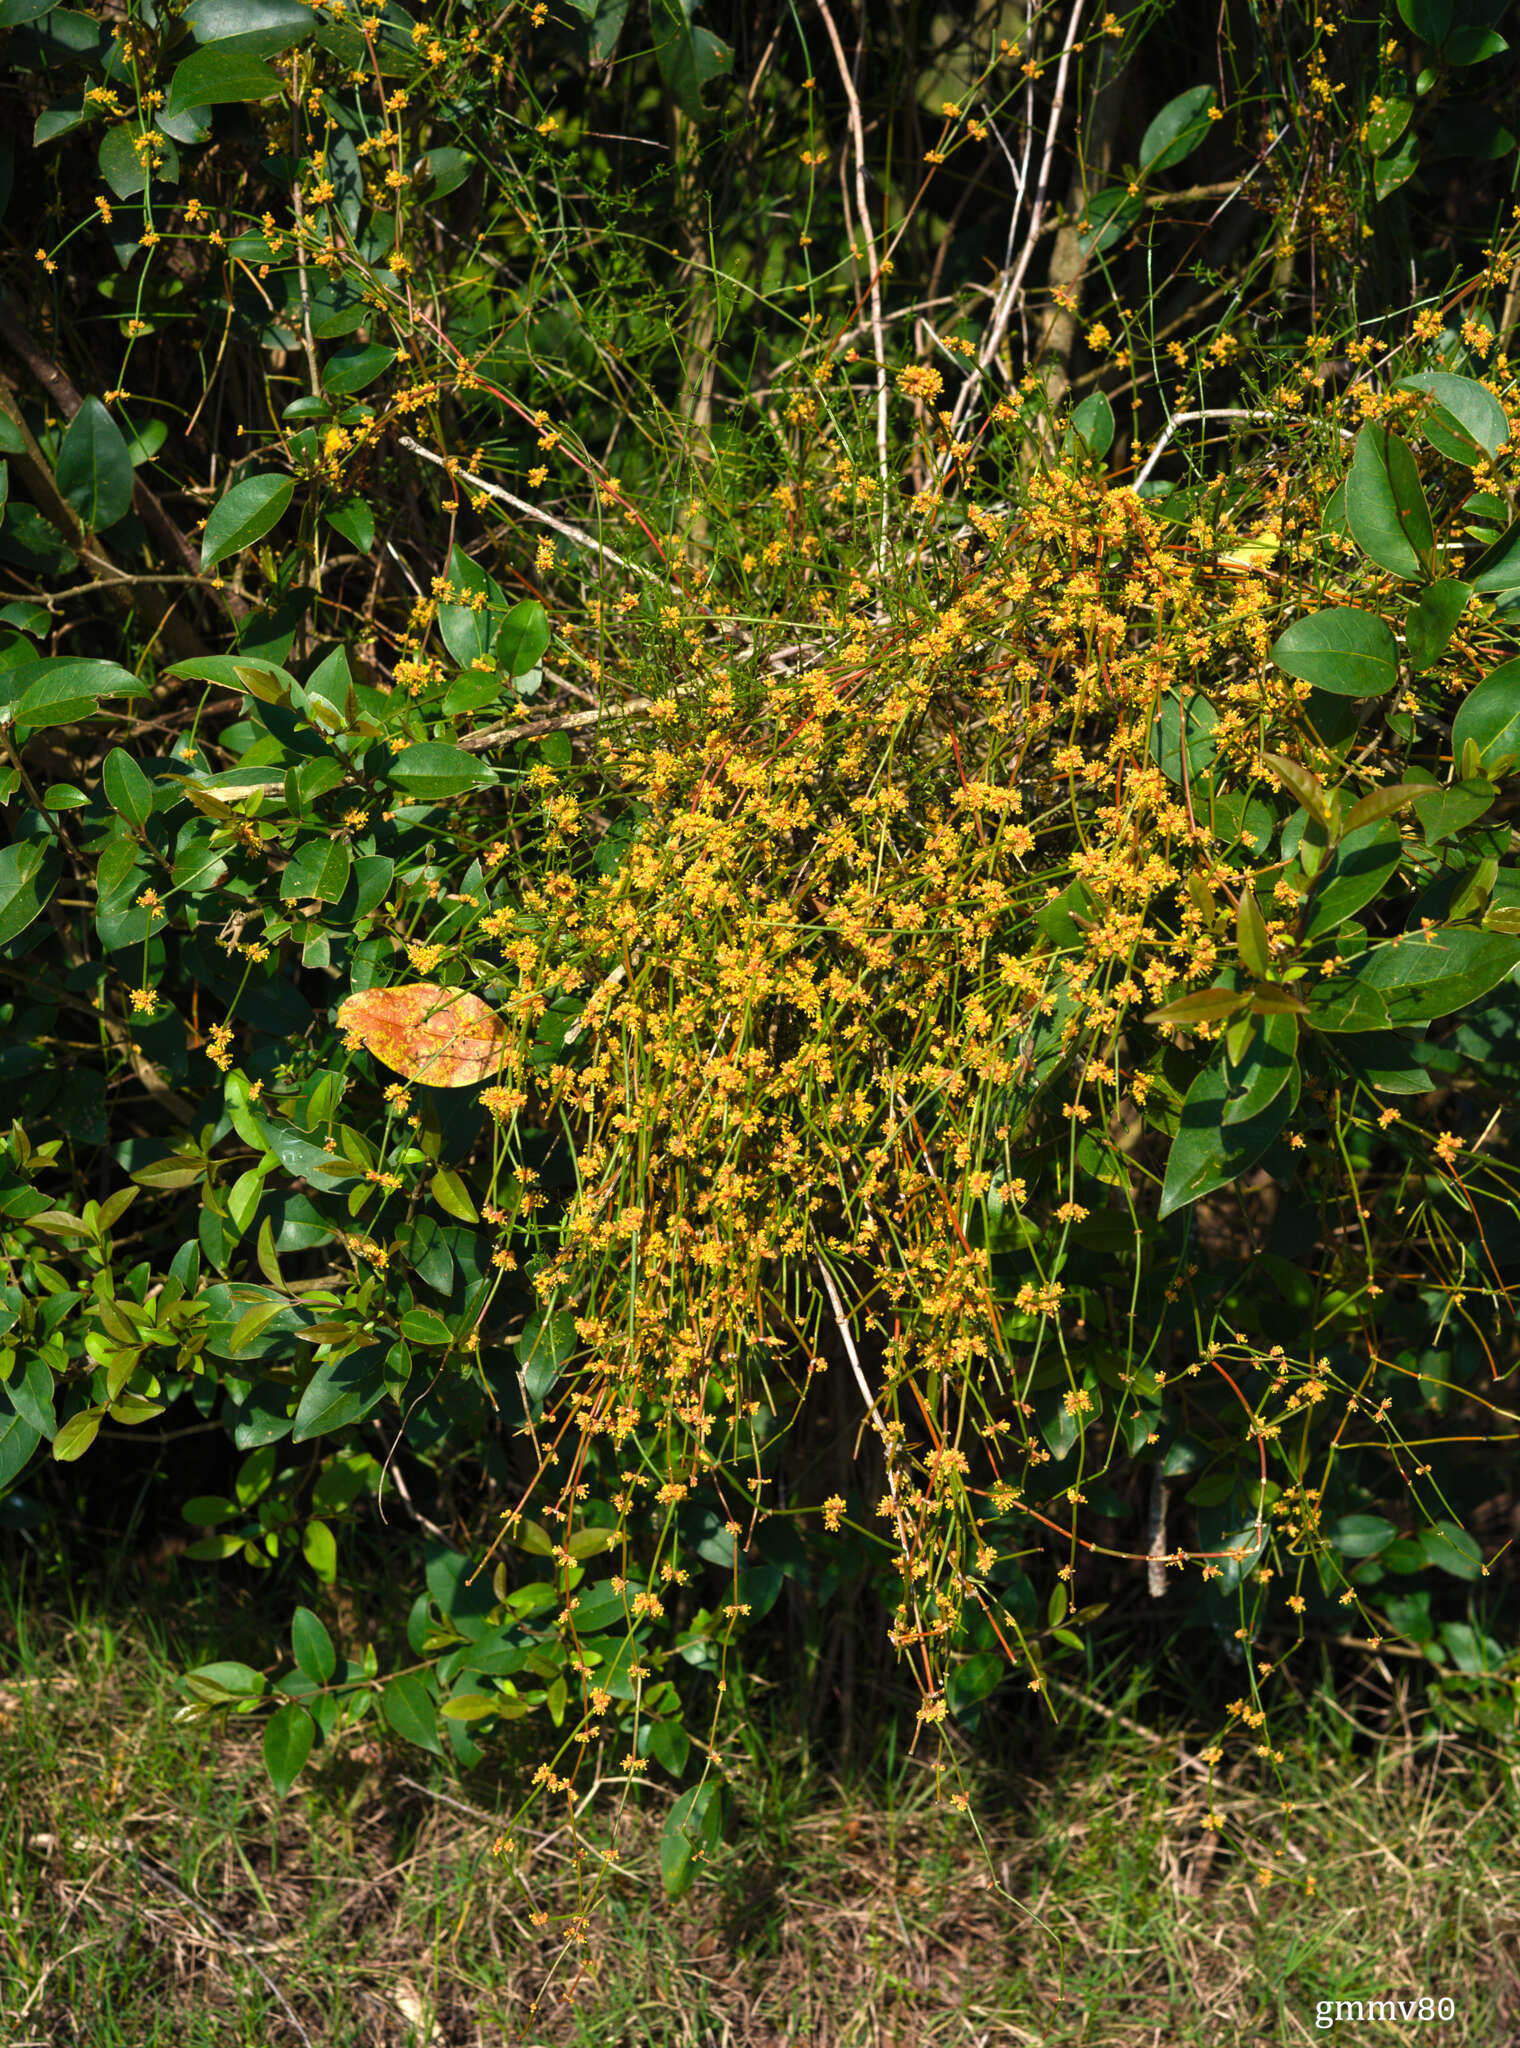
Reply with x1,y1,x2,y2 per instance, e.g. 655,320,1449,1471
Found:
336,983,509,1087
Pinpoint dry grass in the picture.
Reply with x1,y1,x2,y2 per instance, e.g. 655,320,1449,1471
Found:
4,1588,1519,2047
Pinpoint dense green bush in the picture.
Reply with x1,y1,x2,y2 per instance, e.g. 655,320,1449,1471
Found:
1,0,1519,1974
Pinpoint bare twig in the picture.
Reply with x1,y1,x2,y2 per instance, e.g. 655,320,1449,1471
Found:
397,434,657,583
816,0,889,566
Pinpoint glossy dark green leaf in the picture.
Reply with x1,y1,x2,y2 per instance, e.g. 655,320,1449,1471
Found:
262,1701,316,1796
0,1402,43,1492
650,0,733,124
281,838,352,904
1331,1030,1434,1093
1396,0,1451,44
1270,608,1399,697
1221,1008,1298,1126
291,1347,389,1442
11,657,147,729
1420,1520,1481,1579
324,496,374,554
1365,94,1413,156
496,600,551,678
1149,689,1218,782
55,399,134,532
1303,822,1402,941
388,743,493,801
1139,84,1217,172
1412,778,1494,845
1328,1514,1396,1557
322,344,395,395
382,1670,442,1753
1070,390,1114,458
1468,518,1520,595
291,1604,337,1683
184,0,314,44
518,1308,577,1419
1395,371,1509,463
1404,579,1470,672
661,1781,722,1901
1076,186,1142,255
1344,926,1520,1027
201,474,294,570
1373,136,1420,201
0,836,58,946
97,124,150,202
166,40,284,118
102,748,154,830
1452,655,1520,769
1345,424,1432,581
1158,1046,1300,1218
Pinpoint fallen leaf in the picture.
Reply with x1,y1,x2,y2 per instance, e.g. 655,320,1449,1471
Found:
336,982,509,1087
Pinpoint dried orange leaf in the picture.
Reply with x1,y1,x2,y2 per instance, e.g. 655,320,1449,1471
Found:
336,983,509,1088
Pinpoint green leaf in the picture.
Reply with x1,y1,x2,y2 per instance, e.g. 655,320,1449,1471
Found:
262,1701,316,1796
1138,85,1217,173
325,496,374,554
1396,0,1451,44
9,656,146,730
1404,579,1471,672
102,748,154,831
1158,1048,1300,1219
496,600,551,678
1412,778,1494,845
640,1714,691,1776
1345,425,1433,581
660,1782,721,1901
1236,889,1271,978
1307,976,1390,1033
291,1346,388,1442
184,0,315,46
97,124,161,202
518,1308,577,1419
1331,1030,1433,1093
0,836,57,946
322,343,395,395
437,545,496,667
1395,371,1510,463
1070,390,1114,458
1444,25,1507,64
1075,186,1142,255
181,1660,266,1703
1303,822,1402,941
388,743,493,801
1221,1009,1298,1126
1365,94,1413,156
429,1168,477,1223
1452,655,1520,772
301,1517,337,1580
53,1406,105,1462
201,474,294,571
1470,517,1520,595
1328,1514,1396,1558
382,1671,442,1753
1149,689,1218,783
400,1307,452,1346
650,0,733,123
1344,926,1520,1027
281,838,352,904
1421,1520,1481,1579
1269,608,1399,697
291,1605,336,1683
1144,985,1249,1029
166,39,284,119
1373,136,1420,201
0,1406,43,1493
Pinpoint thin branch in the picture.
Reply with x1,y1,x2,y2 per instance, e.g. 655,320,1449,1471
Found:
815,0,889,568
397,434,657,583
